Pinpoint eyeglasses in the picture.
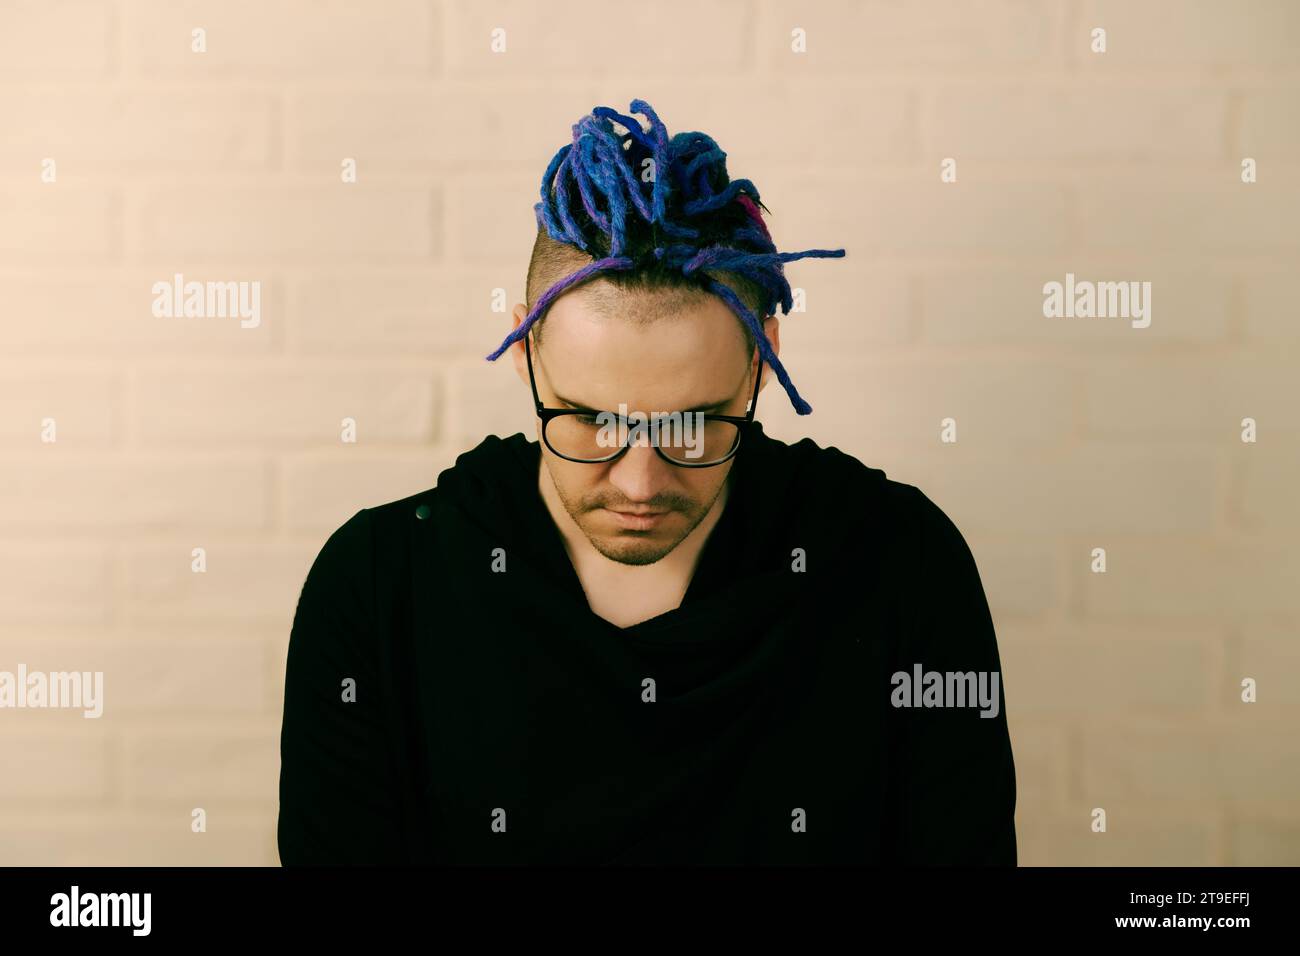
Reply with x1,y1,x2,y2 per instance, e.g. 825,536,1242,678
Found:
524,333,761,468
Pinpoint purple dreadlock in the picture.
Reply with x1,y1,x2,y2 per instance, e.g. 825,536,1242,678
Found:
484,98,846,415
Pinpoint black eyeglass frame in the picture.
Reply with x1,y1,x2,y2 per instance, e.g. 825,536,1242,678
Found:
524,332,762,468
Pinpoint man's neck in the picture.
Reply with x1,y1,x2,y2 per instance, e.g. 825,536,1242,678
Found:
537,456,730,629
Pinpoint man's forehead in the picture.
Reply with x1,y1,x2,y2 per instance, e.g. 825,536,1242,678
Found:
570,277,715,321
543,286,746,350
535,319,750,411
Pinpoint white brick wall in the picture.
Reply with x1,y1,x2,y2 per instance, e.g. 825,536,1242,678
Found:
0,0,1296,866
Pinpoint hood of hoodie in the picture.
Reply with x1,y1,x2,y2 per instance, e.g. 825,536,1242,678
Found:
408,418,900,778
426,419,887,617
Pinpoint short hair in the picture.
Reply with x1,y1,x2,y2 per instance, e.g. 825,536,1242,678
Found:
486,98,846,415
525,227,764,359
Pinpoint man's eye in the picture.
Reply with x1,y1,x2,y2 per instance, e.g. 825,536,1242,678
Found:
575,414,603,426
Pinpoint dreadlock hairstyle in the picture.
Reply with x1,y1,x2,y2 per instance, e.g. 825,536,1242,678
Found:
484,98,846,415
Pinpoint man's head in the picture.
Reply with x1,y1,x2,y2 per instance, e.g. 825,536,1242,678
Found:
486,97,844,565
510,233,778,566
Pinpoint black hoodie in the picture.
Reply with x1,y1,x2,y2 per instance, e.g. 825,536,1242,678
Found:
277,421,1017,865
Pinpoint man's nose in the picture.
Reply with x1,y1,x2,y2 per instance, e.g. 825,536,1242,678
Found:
606,437,672,503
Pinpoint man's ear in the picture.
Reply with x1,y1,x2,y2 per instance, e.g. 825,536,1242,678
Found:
509,303,529,385
753,315,780,393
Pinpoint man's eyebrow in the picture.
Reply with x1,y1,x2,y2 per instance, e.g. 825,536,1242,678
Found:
551,393,597,410
679,399,731,414
551,393,731,414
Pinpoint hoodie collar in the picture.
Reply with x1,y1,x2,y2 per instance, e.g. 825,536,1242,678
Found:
433,420,810,614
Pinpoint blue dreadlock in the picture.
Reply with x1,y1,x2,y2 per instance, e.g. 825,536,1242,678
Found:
484,98,846,415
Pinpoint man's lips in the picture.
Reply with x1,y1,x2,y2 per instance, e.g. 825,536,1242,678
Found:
604,507,669,530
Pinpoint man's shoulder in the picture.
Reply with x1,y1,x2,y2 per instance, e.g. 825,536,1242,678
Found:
755,425,925,515
334,431,534,543
362,485,440,530
755,427,969,553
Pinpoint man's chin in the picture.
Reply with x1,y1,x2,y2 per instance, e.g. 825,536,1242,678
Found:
578,514,685,565
586,531,679,566
572,506,710,566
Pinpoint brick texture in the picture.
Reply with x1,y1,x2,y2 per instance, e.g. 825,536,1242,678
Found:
0,0,1296,866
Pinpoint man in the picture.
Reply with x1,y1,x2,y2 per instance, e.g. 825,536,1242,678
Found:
278,99,1017,865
